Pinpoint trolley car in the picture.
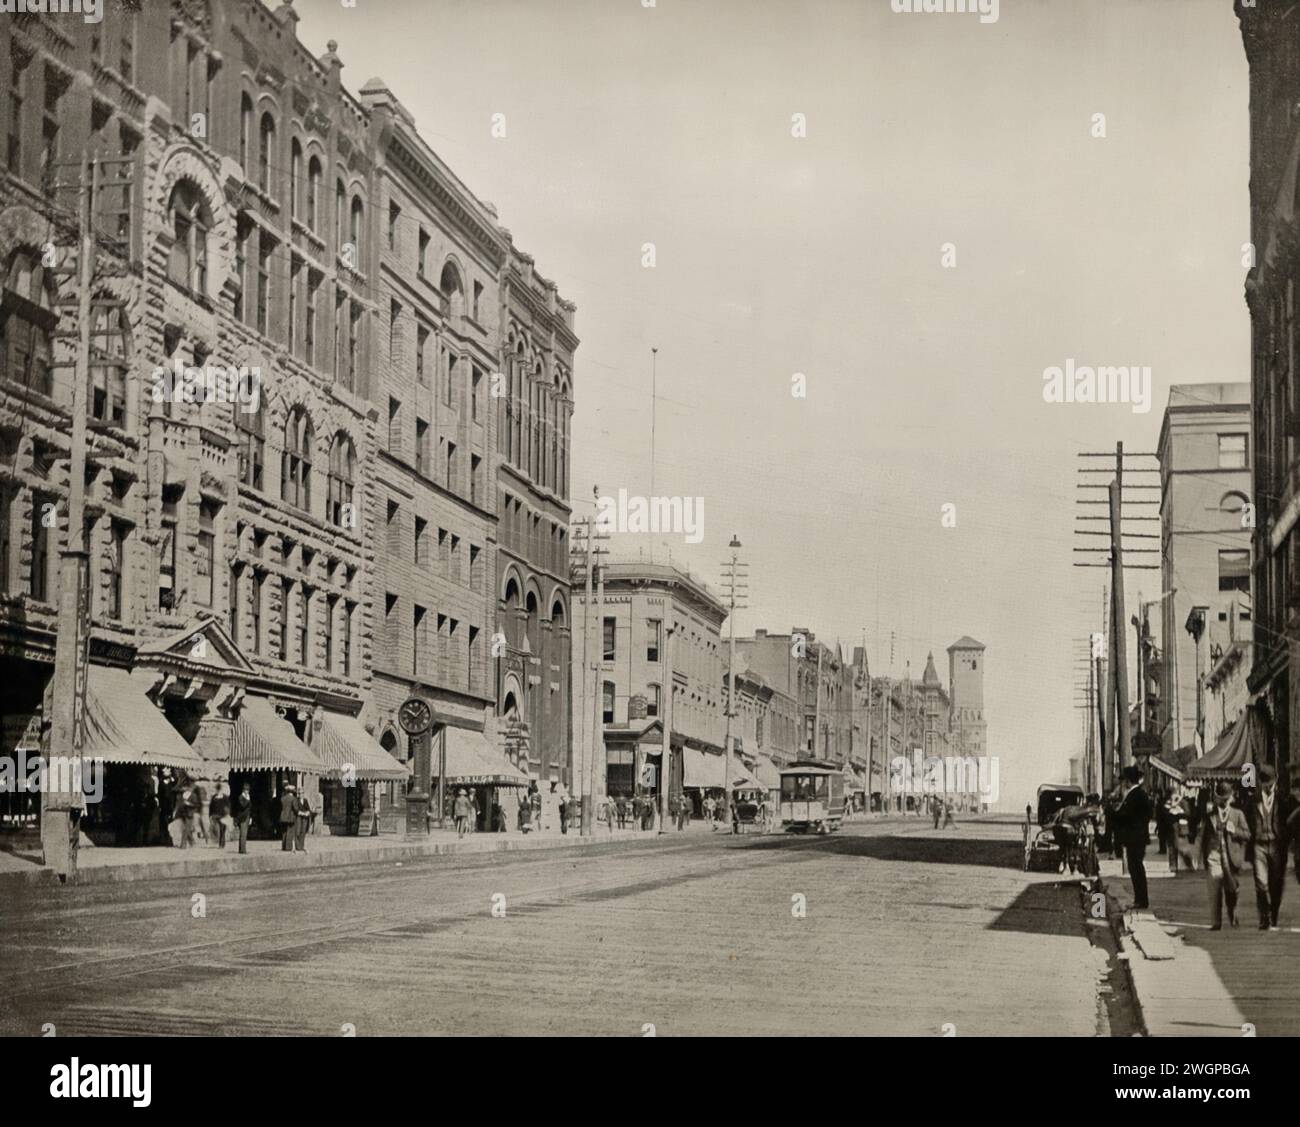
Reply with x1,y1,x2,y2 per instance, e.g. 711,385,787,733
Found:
779,760,846,834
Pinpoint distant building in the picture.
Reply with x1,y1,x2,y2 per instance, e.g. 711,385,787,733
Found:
1155,383,1251,756
947,636,987,760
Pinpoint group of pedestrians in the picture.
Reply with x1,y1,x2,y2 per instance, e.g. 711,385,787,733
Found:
1108,763,1300,931
277,784,315,852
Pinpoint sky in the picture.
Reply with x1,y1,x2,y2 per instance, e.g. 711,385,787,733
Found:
292,0,1249,809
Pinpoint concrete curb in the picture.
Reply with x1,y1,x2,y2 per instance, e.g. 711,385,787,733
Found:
0,827,676,889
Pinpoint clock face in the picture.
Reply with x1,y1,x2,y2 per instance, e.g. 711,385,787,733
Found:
399,698,432,735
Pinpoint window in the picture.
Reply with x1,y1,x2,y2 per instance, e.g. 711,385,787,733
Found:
229,563,241,642
386,499,401,558
445,441,457,491
1221,491,1249,515
30,493,51,601
335,179,346,251
388,397,402,453
388,201,400,250
1219,549,1250,593
647,684,660,718
603,616,616,662
307,156,321,231
1219,433,1247,469
279,577,293,661
88,302,128,426
236,382,265,490
472,280,483,322
384,592,399,654
299,584,312,666
470,453,481,506
324,593,337,672
327,433,355,528
415,516,428,565
281,405,314,511
1,251,56,397
472,367,482,421
389,299,401,360
290,138,302,221
342,601,355,676
252,570,265,654
196,500,218,606
288,256,301,355
416,324,430,385
166,182,210,296
647,618,661,663
602,681,616,725
41,69,62,180
8,54,23,173
258,112,275,194
413,604,427,676
416,417,428,476
306,269,321,366
239,93,252,171
256,231,273,335
158,495,178,610
350,196,363,259
418,228,429,277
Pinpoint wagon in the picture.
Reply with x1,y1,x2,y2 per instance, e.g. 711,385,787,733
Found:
1022,783,1085,872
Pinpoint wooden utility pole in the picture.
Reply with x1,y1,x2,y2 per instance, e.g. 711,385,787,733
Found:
719,536,747,825
658,622,674,832
577,513,594,835
1110,469,1132,771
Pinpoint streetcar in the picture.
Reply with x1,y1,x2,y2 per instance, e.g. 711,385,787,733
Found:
779,759,846,834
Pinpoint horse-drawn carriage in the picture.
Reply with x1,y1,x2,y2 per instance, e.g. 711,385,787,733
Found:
1022,783,1096,874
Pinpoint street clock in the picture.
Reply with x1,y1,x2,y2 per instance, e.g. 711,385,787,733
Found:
399,697,432,736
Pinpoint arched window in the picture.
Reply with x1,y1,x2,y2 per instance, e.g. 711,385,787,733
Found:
439,261,464,317
89,301,128,426
166,182,209,296
281,404,313,511
258,112,275,194
239,93,252,170
327,432,356,528
1220,491,1250,514
290,138,302,221
524,590,539,655
335,179,346,250
503,576,521,650
236,378,264,490
1,250,56,397
550,597,566,629
307,156,321,231
350,195,363,258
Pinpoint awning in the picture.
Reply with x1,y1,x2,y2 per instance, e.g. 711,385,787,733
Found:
434,725,530,787
314,711,410,781
843,766,866,793
83,665,207,771
1188,715,1259,782
683,746,726,789
753,753,781,789
1151,744,1197,783
731,753,763,790
232,697,325,775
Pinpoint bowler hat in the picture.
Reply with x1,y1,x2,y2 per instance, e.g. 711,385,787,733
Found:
1258,764,1277,783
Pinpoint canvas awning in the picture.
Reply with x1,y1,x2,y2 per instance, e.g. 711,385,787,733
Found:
683,746,726,789
753,753,781,789
1188,715,1258,782
1151,744,1197,783
314,712,409,781
231,697,325,775
434,726,530,786
83,665,207,771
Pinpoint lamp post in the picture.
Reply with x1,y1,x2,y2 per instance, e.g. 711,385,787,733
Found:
1185,605,1208,754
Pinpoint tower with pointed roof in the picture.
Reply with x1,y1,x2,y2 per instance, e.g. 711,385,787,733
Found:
947,637,986,759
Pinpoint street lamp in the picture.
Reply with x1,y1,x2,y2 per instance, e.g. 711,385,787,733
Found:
1185,605,1208,753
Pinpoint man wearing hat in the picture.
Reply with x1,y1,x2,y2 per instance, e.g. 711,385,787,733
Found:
452,788,473,839
279,783,298,852
1111,766,1153,910
1199,781,1250,929
1244,764,1290,930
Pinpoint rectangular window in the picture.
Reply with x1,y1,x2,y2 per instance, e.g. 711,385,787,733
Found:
299,584,312,666
256,233,273,336
647,684,660,718
390,298,401,360
603,616,616,662
1219,433,1247,469
305,269,321,366
1219,549,1250,593
602,681,615,725
384,592,399,656
418,228,429,277
446,353,456,408
647,618,661,663
414,516,427,565
468,625,480,695
470,453,481,506
334,289,346,384
196,500,217,607
472,280,483,322
29,494,51,602
413,604,427,676
386,499,401,559
388,201,400,251
416,417,428,476
472,367,482,421
324,593,337,672
416,324,430,385
446,441,456,491
341,600,355,676
41,70,61,180
229,564,241,643
252,570,265,654
349,301,361,390
280,578,294,662
288,255,301,356
388,397,402,453
469,543,481,592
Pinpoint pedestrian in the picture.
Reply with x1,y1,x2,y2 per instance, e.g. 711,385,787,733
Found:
210,781,230,849
614,795,625,829
177,781,199,848
559,794,569,834
279,784,297,852
1163,793,1187,874
932,797,942,829
469,789,480,834
453,788,472,838
942,799,956,829
1199,781,1250,929
603,795,616,835
492,800,506,832
1111,766,1153,911
234,782,252,854
294,788,313,852
704,794,717,829
1244,765,1290,930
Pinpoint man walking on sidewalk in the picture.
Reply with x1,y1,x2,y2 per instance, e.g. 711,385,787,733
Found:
1112,766,1153,911
1200,781,1250,930
1244,765,1290,930
234,782,252,854
279,785,297,851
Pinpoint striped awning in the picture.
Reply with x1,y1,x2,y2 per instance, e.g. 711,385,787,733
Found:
435,726,529,787
314,711,409,781
683,746,726,789
83,665,206,771
232,697,324,775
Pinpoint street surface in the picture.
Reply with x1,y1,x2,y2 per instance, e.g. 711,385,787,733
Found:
0,818,1110,1036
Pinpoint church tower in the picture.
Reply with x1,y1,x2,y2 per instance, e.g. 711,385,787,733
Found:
946,636,986,759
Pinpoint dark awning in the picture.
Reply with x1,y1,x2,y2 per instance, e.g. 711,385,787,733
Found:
1151,744,1197,783
1188,716,1257,782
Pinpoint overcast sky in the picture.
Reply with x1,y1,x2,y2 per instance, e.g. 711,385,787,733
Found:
293,0,1248,808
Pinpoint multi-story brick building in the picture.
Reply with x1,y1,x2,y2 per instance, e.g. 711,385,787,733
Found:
496,247,576,788
0,1,574,847
1236,0,1297,786
572,561,725,802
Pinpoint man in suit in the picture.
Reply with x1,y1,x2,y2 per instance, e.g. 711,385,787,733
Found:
1244,765,1290,930
279,784,297,851
233,782,252,854
1199,781,1250,929
294,789,313,852
1112,766,1153,910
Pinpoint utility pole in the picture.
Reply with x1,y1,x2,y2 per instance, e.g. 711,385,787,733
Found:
591,544,606,820
1110,468,1132,771
658,621,675,832
42,152,99,880
719,535,747,826
812,643,823,757
576,512,594,835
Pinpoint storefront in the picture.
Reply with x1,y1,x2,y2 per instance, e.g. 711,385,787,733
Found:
228,696,326,841
312,709,410,836
430,724,529,832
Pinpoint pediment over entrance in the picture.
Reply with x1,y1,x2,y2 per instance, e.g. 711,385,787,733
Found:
136,615,256,677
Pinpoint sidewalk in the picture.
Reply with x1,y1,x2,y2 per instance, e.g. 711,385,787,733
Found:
0,818,717,888
1103,854,1300,1036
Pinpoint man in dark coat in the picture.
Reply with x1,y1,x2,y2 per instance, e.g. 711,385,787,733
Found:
233,782,252,854
279,784,297,851
1244,765,1290,930
1200,781,1250,929
294,789,313,852
1112,766,1153,910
